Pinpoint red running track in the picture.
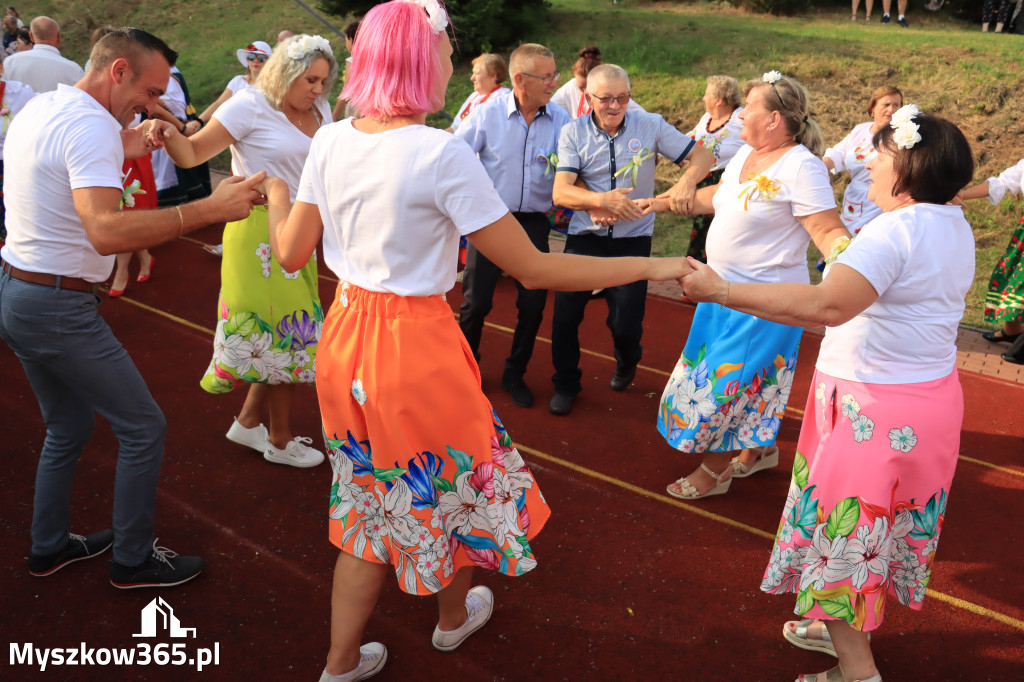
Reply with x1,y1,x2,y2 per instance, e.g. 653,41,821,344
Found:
1,228,1022,680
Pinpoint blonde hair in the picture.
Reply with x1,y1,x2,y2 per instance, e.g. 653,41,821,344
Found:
745,75,824,156
258,34,338,111
706,75,741,110
472,53,507,84
509,43,553,77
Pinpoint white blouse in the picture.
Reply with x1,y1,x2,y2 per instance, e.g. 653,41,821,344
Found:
687,108,744,172
450,86,509,132
823,121,882,234
985,158,1024,204
706,144,836,285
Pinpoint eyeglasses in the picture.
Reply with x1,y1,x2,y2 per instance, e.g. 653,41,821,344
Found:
520,71,560,84
247,53,269,63
588,93,630,106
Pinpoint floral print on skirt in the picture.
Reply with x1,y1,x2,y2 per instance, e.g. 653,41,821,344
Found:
658,303,802,453
760,368,962,631
984,214,1024,324
201,206,321,393
320,282,551,595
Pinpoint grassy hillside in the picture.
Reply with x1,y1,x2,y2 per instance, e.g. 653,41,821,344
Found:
28,0,1024,328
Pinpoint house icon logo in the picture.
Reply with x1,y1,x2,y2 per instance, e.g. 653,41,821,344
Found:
133,597,197,638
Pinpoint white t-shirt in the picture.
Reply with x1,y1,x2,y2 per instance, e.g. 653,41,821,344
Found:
823,122,881,233
226,74,254,96
215,88,332,201
706,144,836,284
688,108,744,172
550,78,645,120
450,86,509,132
985,158,1024,204
0,79,36,156
0,85,124,282
296,120,509,297
3,45,84,94
816,204,975,384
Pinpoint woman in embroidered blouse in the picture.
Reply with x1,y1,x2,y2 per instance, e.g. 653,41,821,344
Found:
447,53,508,133
685,75,745,261
645,72,849,501
681,107,975,682
161,35,337,468
822,86,902,235
260,3,694,679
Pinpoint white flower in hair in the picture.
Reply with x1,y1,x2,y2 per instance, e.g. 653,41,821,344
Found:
890,103,922,150
408,0,449,33
762,70,782,84
287,35,333,61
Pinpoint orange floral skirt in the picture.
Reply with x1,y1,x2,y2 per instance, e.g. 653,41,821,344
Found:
319,282,551,595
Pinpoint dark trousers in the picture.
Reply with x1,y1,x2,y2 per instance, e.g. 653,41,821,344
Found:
551,233,652,395
458,212,550,379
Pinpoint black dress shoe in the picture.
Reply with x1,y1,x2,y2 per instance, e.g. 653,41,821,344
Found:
609,365,637,392
982,329,1022,344
549,392,575,415
501,376,534,408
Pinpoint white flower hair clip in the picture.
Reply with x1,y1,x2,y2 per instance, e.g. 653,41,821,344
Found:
287,35,333,61
762,70,782,84
407,0,449,34
890,103,922,150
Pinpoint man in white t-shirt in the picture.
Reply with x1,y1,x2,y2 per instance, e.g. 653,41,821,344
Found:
2,16,84,92
0,27,264,589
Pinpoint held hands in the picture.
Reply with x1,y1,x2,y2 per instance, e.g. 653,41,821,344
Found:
209,171,268,222
680,257,729,305
663,177,698,214
637,196,672,216
587,207,618,227
599,187,643,222
647,256,695,282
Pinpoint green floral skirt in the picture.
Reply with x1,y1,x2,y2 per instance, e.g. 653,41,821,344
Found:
984,215,1024,324
201,206,322,394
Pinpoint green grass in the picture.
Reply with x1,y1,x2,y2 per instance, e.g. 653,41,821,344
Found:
36,0,1024,327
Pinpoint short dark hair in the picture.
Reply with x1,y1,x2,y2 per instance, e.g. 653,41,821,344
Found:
872,113,974,205
344,21,360,41
89,27,178,73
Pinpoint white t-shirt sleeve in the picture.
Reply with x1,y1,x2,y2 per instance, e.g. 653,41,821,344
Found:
214,92,255,142
987,159,1024,205
788,156,837,216
66,113,125,191
832,214,907,297
434,137,509,236
226,75,248,95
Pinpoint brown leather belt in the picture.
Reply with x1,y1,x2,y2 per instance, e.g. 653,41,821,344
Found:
1,260,100,294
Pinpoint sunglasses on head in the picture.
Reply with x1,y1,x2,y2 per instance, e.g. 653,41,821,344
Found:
247,53,268,63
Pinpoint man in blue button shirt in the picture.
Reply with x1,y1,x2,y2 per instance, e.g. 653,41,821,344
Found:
548,64,714,415
455,43,571,408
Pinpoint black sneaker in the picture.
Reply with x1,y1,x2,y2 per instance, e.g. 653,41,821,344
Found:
110,541,203,589
501,375,534,408
548,392,576,416
881,13,891,23
609,365,637,392
897,16,908,27
28,530,114,577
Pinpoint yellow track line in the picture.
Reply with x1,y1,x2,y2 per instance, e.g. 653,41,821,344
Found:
517,443,1024,633
111,292,215,336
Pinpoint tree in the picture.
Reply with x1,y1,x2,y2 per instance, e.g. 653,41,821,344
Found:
317,0,550,55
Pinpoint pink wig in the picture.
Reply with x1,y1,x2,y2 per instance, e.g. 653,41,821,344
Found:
342,1,448,118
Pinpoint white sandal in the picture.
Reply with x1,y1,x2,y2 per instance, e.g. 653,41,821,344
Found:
666,463,732,499
783,618,836,657
730,446,779,478
797,665,881,682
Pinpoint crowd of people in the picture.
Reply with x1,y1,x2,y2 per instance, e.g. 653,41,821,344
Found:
0,2,1019,682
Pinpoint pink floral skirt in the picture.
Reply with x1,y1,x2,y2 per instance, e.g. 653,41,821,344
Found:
760,368,962,631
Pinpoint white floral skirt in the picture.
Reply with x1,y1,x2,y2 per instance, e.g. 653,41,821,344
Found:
657,302,802,453
760,368,963,631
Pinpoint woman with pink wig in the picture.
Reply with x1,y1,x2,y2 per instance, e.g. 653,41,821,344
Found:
262,2,693,679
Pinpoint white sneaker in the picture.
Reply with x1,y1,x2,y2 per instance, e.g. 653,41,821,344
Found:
225,419,271,454
318,643,387,681
431,585,494,651
263,436,324,468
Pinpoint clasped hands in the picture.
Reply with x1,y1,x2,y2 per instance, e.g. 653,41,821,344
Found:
587,181,698,227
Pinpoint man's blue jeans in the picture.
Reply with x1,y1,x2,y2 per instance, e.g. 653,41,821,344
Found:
0,269,165,566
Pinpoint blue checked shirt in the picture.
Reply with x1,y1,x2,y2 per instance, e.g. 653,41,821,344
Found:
556,111,696,237
454,90,571,214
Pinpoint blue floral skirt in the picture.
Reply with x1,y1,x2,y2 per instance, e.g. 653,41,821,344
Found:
657,303,802,453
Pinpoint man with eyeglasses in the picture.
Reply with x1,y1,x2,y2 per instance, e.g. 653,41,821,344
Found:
547,64,714,416
454,43,571,409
